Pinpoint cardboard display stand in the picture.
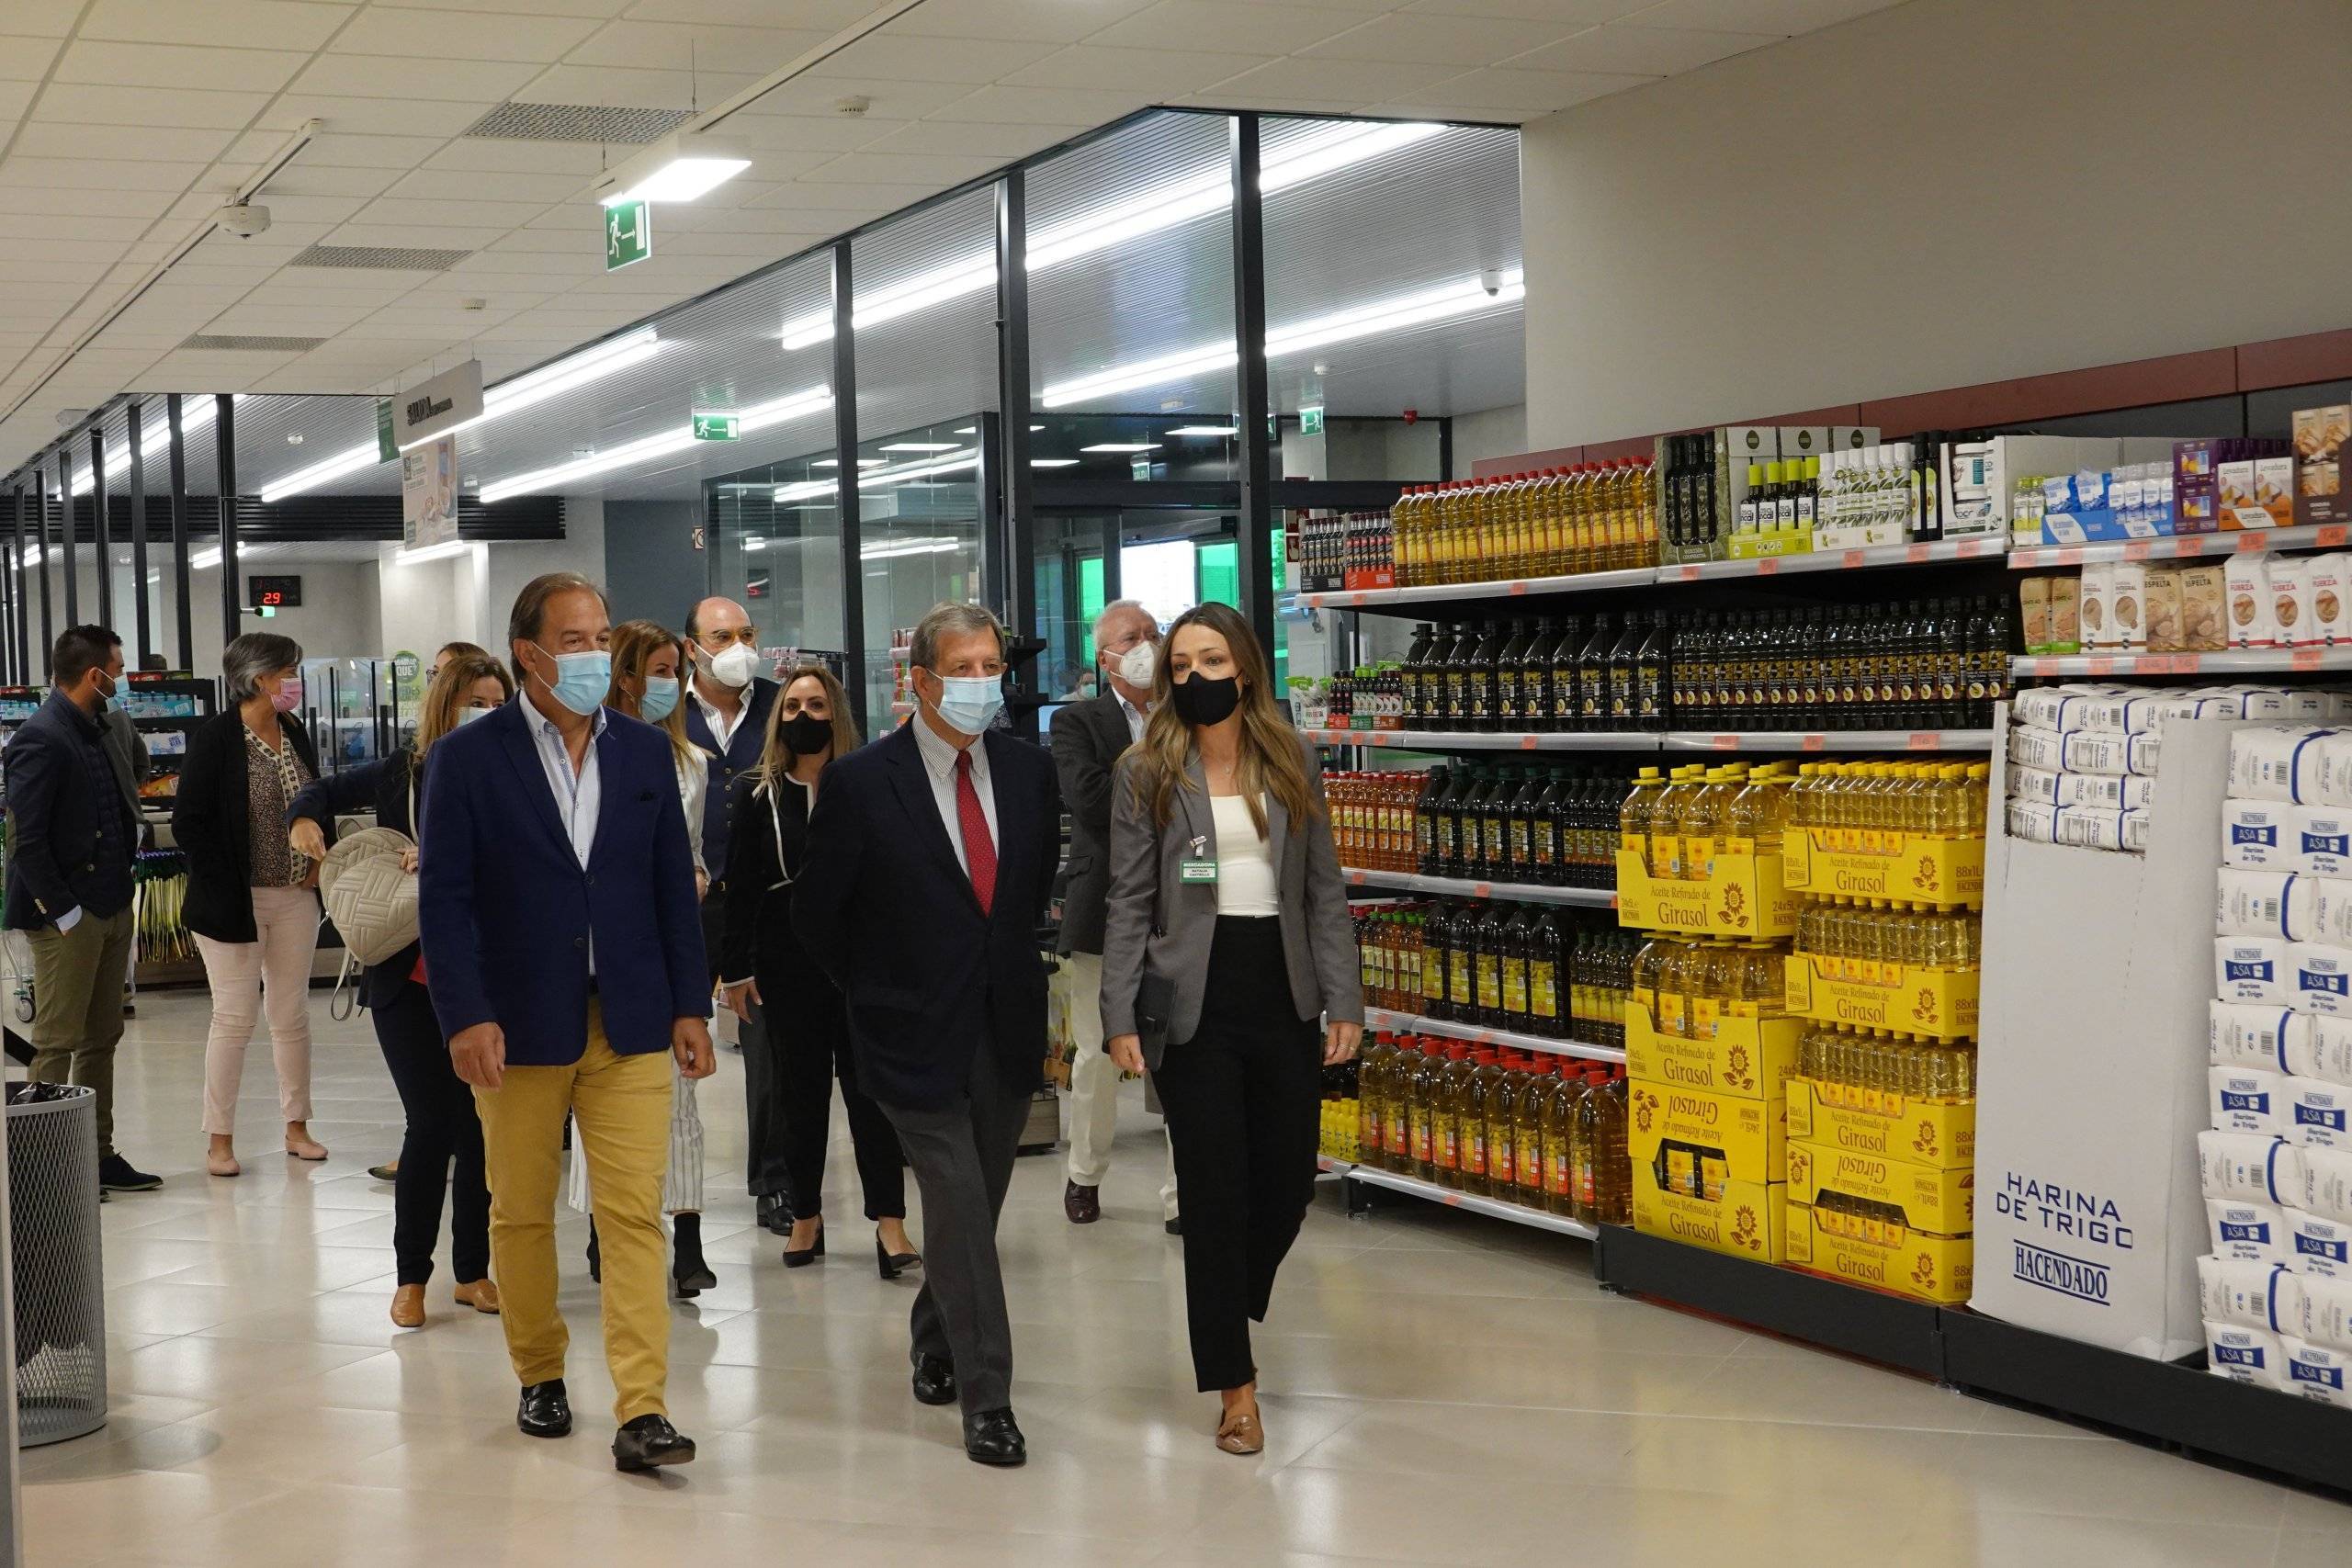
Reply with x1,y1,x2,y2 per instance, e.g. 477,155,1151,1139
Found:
1968,710,2241,1361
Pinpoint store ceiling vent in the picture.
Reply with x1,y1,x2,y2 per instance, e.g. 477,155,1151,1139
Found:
462,102,694,144
288,243,472,271
177,333,328,353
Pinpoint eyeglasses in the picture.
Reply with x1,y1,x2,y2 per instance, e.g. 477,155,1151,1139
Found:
697,626,758,650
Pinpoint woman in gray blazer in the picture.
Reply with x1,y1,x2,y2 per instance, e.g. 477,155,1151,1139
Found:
1100,601,1364,1457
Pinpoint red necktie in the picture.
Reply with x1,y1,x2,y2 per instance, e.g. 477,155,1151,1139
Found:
955,749,996,915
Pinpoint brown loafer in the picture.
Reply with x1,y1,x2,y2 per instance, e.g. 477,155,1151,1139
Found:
1215,1408,1263,1456
390,1284,426,1329
1063,1180,1101,1224
453,1278,501,1314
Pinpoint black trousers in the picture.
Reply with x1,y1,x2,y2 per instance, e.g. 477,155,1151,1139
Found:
773,981,906,1221
740,997,794,1201
1154,917,1322,1393
374,980,490,1286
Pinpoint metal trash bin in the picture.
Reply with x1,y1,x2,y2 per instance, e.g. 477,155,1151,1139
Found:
7,1083,106,1446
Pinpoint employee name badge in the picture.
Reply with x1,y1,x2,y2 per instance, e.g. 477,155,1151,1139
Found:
1180,835,1218,885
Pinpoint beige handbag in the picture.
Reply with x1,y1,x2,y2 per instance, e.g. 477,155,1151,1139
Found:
319,825,420,965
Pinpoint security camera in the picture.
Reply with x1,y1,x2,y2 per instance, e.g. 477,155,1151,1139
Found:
214,203,271,239
1479,267,1502,297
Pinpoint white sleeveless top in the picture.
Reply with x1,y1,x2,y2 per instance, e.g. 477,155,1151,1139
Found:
1210,793,1279,916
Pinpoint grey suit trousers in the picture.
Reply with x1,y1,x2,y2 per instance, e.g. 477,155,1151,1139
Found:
877,1066,1033,1414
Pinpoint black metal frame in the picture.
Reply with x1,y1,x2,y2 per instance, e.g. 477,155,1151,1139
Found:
128,399,152,662
1229,114,1276,660
828,239,866,734
215,394,239,639
167,395,193,671
88,428,111,629
35,466,53,675
59,446,76,627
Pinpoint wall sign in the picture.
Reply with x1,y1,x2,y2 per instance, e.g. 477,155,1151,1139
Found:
392,360,483,449
691,412,739,442
605,199,651,271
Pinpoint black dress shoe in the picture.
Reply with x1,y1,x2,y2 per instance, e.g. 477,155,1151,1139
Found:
1165,1215,1183,1236
911,1353,957,1406
612,1413,696,1472
97,1154,162,1192
782,1218,825,1269
963,1407,1026,1467
876,1229,921,1280
672,1212,717,1298
757,1193,792,1235
1063,1180,1101,1224
517,1379,572,1438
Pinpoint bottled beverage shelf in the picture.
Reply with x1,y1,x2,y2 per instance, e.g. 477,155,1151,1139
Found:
1363,1004,1628,1066
1658,729,1997,752
1341,1160,1600,1240
1302,728,1659,751
2011,648,2352,678
1340,865,1618,908
1299,567,1656,609
1657,534,2007,581
2009,522,2348,570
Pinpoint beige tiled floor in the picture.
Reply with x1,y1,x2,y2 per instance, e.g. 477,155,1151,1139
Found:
16,991,2348,1564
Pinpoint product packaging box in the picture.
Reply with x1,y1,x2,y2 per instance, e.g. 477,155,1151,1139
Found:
2145,566,2185,653
1624,1004,1801,1102
2080,562,2115,650
2051,573,2083,653
1785,1202,1973,1303
2110,559,2150,650
2309,555,2351,645
2177,439,2222,534
2179,565,2226,650
1627,1077,1787,1186
2225,556,2279,649
1783,826,1984,908
1941,435,2120,537
2270,556,2317,648
1788,1076,1976,1168
1787,1138,1975,1234
2019,575,2052,653
1783,953,1981,1042
1632,1166,1787,1262
2294,405,2350,527
1613,848,1799,941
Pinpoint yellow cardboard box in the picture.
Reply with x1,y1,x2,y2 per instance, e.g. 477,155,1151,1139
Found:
1634,1166,1787,1262
1783,953,1979,1041
1786,1201,1973,1303
1786,1076,1975,1169
1627,1077,1786,1186
1615,849,1800,940
1783,829,1984,909
1786,1139,1974,1234
1625,1003,1801,1101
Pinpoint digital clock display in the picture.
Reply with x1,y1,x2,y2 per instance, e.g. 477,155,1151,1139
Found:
248,574,302,609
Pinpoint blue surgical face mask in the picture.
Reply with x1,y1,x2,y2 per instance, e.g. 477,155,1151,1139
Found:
528,644,611,717
457,705,496,726
927,671,1004,737
639,676,681,723
97,671,123,715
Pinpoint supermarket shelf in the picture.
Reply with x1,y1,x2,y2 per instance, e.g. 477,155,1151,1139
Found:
1590,1224,1944,1377
2012,648,2352,678
1657,535,2007,582
1344,1162,1599,1240
1303,728,1659,751
1299,568,1654,609
1339,865,1617,908
2010,522,2348,570
1362,1004,1628,1065
1659,728,1997,753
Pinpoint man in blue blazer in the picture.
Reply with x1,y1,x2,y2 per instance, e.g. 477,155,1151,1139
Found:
420,571,713,1475
794,601,1062,1468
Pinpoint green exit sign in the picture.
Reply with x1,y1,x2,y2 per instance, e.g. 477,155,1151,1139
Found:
691,412,740,442
1300,404,1325,435
605,199,650,271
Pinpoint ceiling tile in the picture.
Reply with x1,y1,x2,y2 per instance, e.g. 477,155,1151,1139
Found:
738,71,980,120
1403,0,1635,20
752,177,930,212
33,83,274,130
1508,21,1777,73
0,33,61,78
562,17,831,72
856,118,1068,158
819,30,1068,85
1204,53,1465,101
1000,44,1275,94
513,62,751,109
356,196,563,230
288,131,460,169
1627,0,1897,32
388,166,590,204
619,0,875,25
53,39,311,93
1091,1,1369,54
0,0,86,36
267,96,495,135
77,0,356,50
333,6,605,62
0,158,212,193
394,0,629,15
884,0,1158,42
328,222,517,249
1403,64,1650,109
424,139,607,175
795,151,1009,186
8,122,240,162
291,53,547,101
265,165,409,200
925,84,1152,128
0,185,179,220
720,113,901,153
1304,10,1584,65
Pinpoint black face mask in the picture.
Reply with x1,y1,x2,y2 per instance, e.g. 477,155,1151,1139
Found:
781,711,832,756
1170,672,1241,728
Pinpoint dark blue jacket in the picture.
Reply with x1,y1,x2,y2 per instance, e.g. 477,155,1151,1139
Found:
418,697,706,1065
4,691,138,931
684,675,775,885
791,720,1061,1110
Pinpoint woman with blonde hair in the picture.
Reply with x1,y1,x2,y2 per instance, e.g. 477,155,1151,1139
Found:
719,663,916,1273
568,619,718,1297
1098,601,1363,1455
289,651,513,1327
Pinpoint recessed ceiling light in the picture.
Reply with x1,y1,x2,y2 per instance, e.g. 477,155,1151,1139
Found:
953,426,977,434
880,442,959,453
1030,458,1079,468
1165,425,1238,436
812,458,888,468
1080,443,1159,453
286,432,304,445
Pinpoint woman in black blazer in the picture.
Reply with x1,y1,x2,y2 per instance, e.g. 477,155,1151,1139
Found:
718,664,915,1275
288,652,512,1329
173,633,328,1179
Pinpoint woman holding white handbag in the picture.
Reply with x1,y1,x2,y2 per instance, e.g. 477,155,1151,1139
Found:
289,652,512,1329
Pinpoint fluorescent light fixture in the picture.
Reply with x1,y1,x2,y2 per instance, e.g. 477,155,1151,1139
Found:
401,327,661,455
1041,269,1523,409
479,384,831,502
1030,424,1043,431
811,457,887,468
396,538,474,565
260,441,381,504
954,426,977,434
860,534,966,560
190,547,222,570
772,446,978,504
17,544,40,567
1080,443,1160,454
879,442,959,453
596,130,753,208
777,121,1445,350
1030,458,1079,468
1164,425,1238,436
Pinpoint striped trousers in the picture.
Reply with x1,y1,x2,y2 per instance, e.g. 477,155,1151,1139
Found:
568,1054,704,1214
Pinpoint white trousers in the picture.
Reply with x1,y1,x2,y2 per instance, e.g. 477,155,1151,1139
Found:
1063,951,1180,1219
198,884,321,1136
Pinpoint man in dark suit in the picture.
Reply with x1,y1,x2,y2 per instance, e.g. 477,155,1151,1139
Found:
5,626,157,1192
421,572,714,1474
794,600,1062,1468
1049,599,1179,1230
682,594,789,1232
